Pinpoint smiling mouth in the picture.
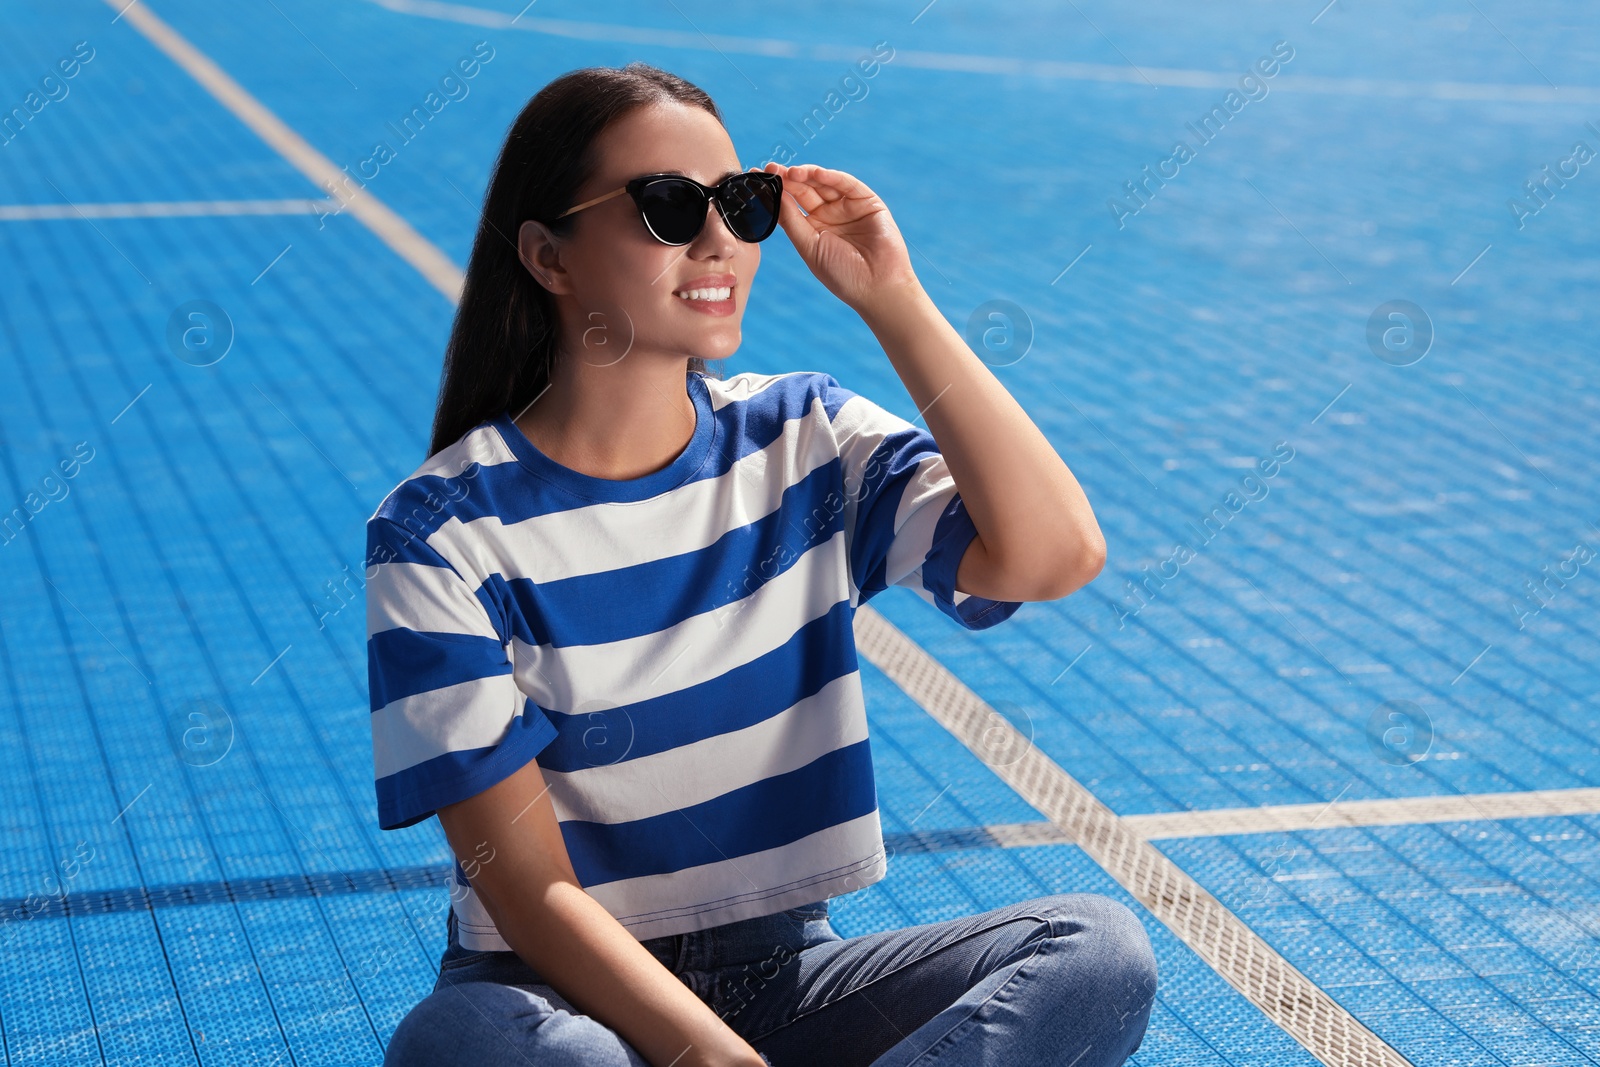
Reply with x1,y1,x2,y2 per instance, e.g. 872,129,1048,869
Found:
673,286,733,302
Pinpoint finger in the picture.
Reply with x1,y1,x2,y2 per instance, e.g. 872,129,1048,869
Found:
772,175,822,251
783,165,842,207
772,165,829,215
785,180,828,215
787,177,876,225
788,164,875,206
778,187,822,249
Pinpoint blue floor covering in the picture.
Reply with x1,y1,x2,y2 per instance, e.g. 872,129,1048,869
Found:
1,0,1596,1063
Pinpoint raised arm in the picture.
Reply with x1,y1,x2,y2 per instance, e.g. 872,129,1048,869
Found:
436,755,768,1067
855,285,1106,602
763,161,1106,603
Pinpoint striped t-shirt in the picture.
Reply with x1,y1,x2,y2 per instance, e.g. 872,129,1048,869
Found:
364,369,1022,948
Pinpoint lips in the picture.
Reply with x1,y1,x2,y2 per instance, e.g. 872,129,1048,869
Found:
673,273,737,317
673,273,736,294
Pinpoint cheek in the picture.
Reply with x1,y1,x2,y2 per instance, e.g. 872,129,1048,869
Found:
573,226,674,301
736,245,761,306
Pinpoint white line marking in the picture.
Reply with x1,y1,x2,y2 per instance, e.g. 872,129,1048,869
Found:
38,176,153,285
102,0,464,302
853,605,1413,1067
1119,786,1600,839
1063,0,1156,89
907,784,1600,848
660,0,758,91
0,199,340,221
1308,781,1353,828
364,0,1600,105
934,790,1600,844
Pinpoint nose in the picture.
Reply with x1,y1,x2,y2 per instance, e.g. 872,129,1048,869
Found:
691,197,739,255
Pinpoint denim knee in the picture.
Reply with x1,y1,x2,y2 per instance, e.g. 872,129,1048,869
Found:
1033,893,1157,1061
385,982,526,1067
383,980,645,1067
1044,893,1159,1008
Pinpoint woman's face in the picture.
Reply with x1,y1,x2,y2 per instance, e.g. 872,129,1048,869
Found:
520,100,761,370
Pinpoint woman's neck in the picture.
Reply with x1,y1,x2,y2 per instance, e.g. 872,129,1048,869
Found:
513,354,699,482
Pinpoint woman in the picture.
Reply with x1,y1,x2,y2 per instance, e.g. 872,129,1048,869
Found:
368,61,1155,1067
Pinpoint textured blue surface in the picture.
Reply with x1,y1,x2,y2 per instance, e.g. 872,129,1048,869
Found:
1,0,1597,1063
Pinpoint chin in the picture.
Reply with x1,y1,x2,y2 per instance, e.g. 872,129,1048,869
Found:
687,329,741,364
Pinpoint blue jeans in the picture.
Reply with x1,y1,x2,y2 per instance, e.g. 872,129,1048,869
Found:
384,892,1156,1066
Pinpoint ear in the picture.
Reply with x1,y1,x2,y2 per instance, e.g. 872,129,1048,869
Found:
518,219,571,295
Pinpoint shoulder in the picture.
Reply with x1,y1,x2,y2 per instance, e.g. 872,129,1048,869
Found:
366,418,516,557
700,370,909,453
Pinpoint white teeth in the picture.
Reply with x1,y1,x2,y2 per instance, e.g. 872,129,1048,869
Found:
675,286,731,301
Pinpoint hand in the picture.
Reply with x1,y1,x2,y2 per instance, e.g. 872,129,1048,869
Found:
690,1045,769,1067
761,162,920,317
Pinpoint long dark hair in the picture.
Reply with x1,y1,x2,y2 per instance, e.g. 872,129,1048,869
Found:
427,62,727,458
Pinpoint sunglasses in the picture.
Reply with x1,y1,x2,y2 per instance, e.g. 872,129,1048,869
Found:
555,170,783,246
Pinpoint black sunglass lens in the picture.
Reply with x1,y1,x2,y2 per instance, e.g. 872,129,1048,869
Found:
638,180,706,244
720,175,779,241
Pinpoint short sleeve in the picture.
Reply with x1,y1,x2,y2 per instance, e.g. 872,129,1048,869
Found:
819,373,1022,631
365,515,558,830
